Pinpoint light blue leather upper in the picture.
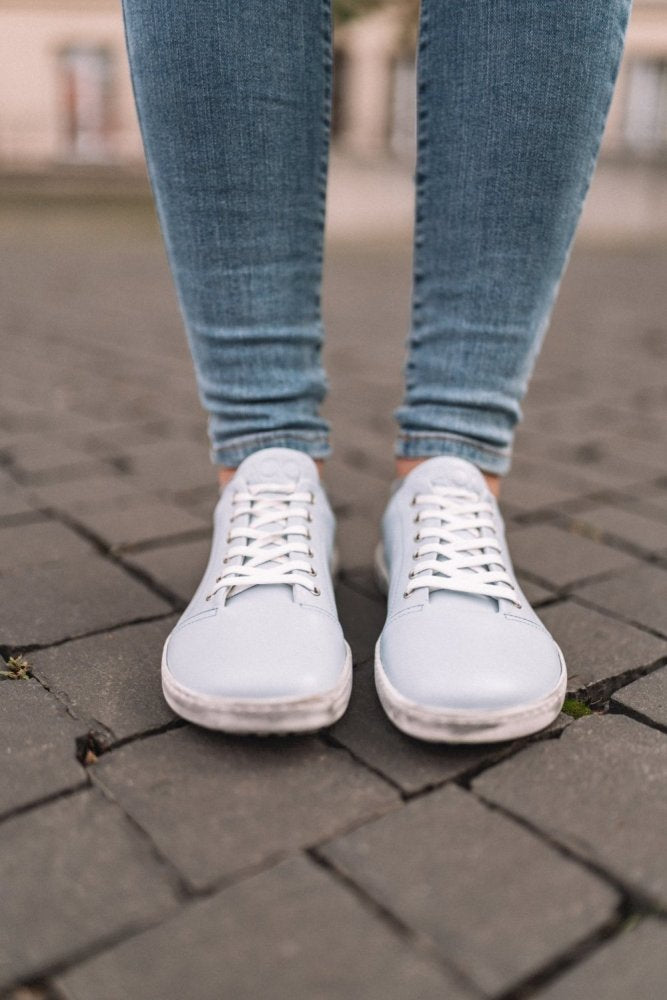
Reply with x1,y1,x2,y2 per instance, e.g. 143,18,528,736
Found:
164,449,348,700
379,457,564,712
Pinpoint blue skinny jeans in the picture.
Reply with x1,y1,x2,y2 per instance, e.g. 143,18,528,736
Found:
121,0,632,474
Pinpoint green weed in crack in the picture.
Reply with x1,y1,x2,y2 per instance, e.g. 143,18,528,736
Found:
0,653,31,680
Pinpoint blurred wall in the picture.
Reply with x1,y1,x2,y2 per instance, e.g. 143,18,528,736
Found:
1,0,666,172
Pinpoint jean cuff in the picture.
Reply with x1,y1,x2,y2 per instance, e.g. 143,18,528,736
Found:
395,431,512,476
209,430,332,468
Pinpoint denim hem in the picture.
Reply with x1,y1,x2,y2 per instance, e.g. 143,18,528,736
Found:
210,431,332,468
395,431,512,476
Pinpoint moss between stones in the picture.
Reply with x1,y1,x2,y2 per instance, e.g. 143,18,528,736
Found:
562,696,593,719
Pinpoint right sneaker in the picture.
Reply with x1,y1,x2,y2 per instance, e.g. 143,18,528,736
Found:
161,447,352,734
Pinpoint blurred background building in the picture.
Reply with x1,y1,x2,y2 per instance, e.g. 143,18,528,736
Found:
1,0,666,239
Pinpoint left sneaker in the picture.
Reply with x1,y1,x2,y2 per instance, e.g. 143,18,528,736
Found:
375,456,566,743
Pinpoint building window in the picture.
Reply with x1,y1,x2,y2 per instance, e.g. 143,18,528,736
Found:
622,58,667,156
57,45,114,162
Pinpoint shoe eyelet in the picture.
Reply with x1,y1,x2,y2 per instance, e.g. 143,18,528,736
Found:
307,547,314,558
313,586,321,597
412,551,419,559
309,567,317,577
205,593,212,601
402,590,409,599
309,491,315,504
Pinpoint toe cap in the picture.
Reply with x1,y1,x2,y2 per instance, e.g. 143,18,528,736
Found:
164,604,348,701
379,609,564,713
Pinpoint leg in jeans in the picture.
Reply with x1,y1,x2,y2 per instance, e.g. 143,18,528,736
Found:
120,0,332,469
120,1,352,734
377,1,633,743
396,0,633,476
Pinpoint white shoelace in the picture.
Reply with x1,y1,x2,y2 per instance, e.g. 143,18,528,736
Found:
205,483,320,604
404,486,521,607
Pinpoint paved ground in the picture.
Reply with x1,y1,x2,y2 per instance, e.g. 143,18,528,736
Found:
0,197,666,1000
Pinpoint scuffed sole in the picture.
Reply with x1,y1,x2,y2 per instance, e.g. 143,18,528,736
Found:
161,639,353,735
374,641,567,744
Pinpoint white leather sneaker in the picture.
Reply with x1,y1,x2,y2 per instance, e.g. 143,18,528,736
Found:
161,448,352,733
375,456,567,743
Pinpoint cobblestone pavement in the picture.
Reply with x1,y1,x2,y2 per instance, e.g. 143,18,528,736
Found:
1,201,666,999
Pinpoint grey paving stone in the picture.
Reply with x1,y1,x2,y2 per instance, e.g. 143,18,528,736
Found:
500,456,603,512
611,666,667,730
0,556,171,647
0,469,35,519
513,431,659,489
26,472,146,512
575,562,667,637
320,785,617,996
1,434,104,481
0,519,94,570
474,714,667,906
0,788,178,991
537,601,667,701
569,503,667,556
325,460,388,572
0,678,86,816
29,617,178,741
334,581,386,666
92,726,399,891
119,440,215,495
621,487,667,527
171,482,220,520
533,918,667,1000
123,537,211,603
508,523,638,589
56,856,468,1000
518,573,555,606
70,495,207,551
330,660,513,795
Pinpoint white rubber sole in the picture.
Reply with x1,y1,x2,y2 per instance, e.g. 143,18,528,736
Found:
161,637,353,735
373,541,567,743
375,642,567,744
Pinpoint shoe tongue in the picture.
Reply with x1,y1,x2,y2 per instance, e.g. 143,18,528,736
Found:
407,455,489,495
236,447,318,488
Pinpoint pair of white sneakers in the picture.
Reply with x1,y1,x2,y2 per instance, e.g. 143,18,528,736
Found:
162,447,567,743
